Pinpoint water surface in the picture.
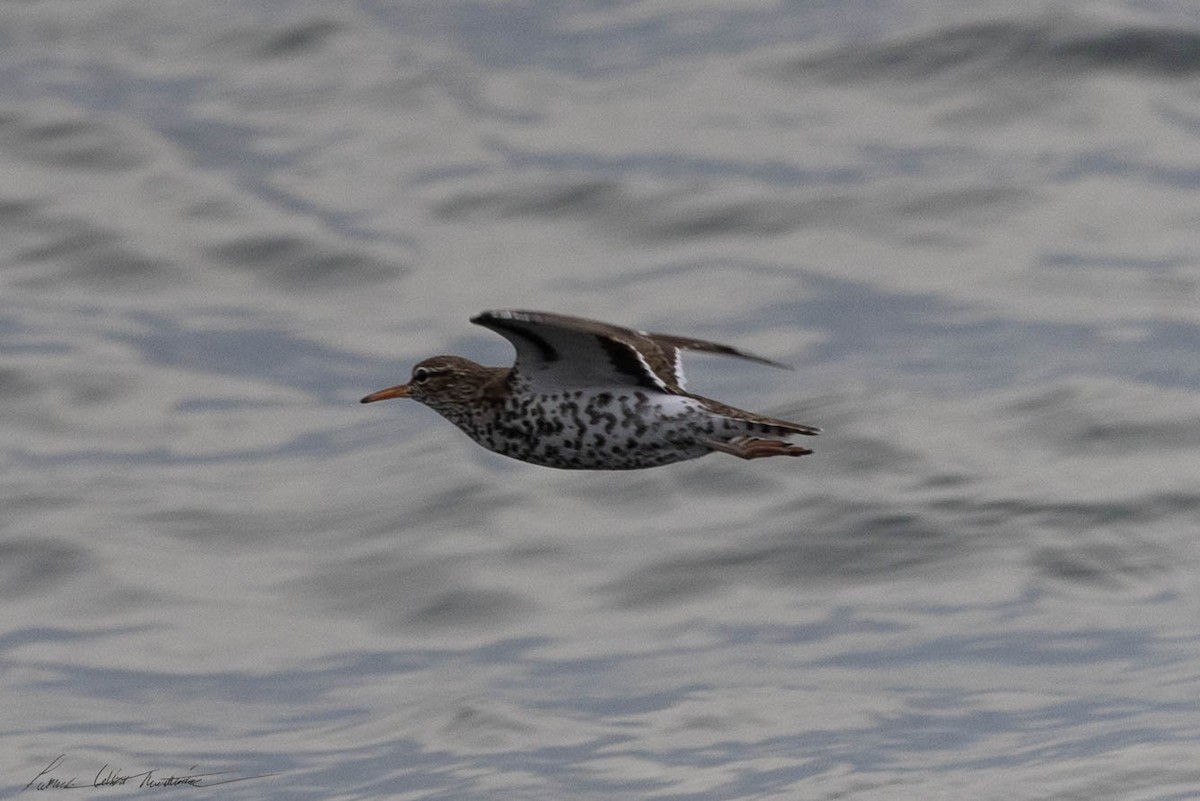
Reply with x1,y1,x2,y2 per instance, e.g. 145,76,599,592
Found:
2,2,1200,799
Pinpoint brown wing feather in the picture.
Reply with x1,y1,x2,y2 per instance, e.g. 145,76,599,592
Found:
472,310,668,391
643,332,790,392
473,310,791,394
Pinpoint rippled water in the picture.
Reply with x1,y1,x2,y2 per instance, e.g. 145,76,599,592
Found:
3,2,1200,799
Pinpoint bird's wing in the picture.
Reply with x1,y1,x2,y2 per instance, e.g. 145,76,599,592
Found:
643,331,790,391
471,310,787,393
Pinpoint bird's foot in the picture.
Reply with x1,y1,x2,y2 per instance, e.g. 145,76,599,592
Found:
707,437,814,460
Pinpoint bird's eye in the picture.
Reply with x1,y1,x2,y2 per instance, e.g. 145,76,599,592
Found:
413,367,430,384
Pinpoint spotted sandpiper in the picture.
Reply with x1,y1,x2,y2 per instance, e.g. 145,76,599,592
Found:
361,310,818,469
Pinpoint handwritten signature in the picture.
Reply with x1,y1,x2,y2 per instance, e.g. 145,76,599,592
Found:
24,755,277,792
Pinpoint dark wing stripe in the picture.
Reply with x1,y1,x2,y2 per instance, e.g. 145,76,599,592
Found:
482,317,560,363
596,336,665,390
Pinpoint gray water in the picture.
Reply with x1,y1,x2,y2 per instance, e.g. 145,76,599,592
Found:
3,2,1200,799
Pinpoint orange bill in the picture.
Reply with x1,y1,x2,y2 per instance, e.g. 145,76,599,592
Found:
360,384,411,404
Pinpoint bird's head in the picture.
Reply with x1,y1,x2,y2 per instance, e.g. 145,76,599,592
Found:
361,356,499,421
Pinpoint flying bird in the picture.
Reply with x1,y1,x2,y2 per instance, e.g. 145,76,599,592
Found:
361,310,818,469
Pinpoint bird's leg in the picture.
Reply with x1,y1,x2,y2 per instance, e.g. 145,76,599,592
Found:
706,437,813,459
